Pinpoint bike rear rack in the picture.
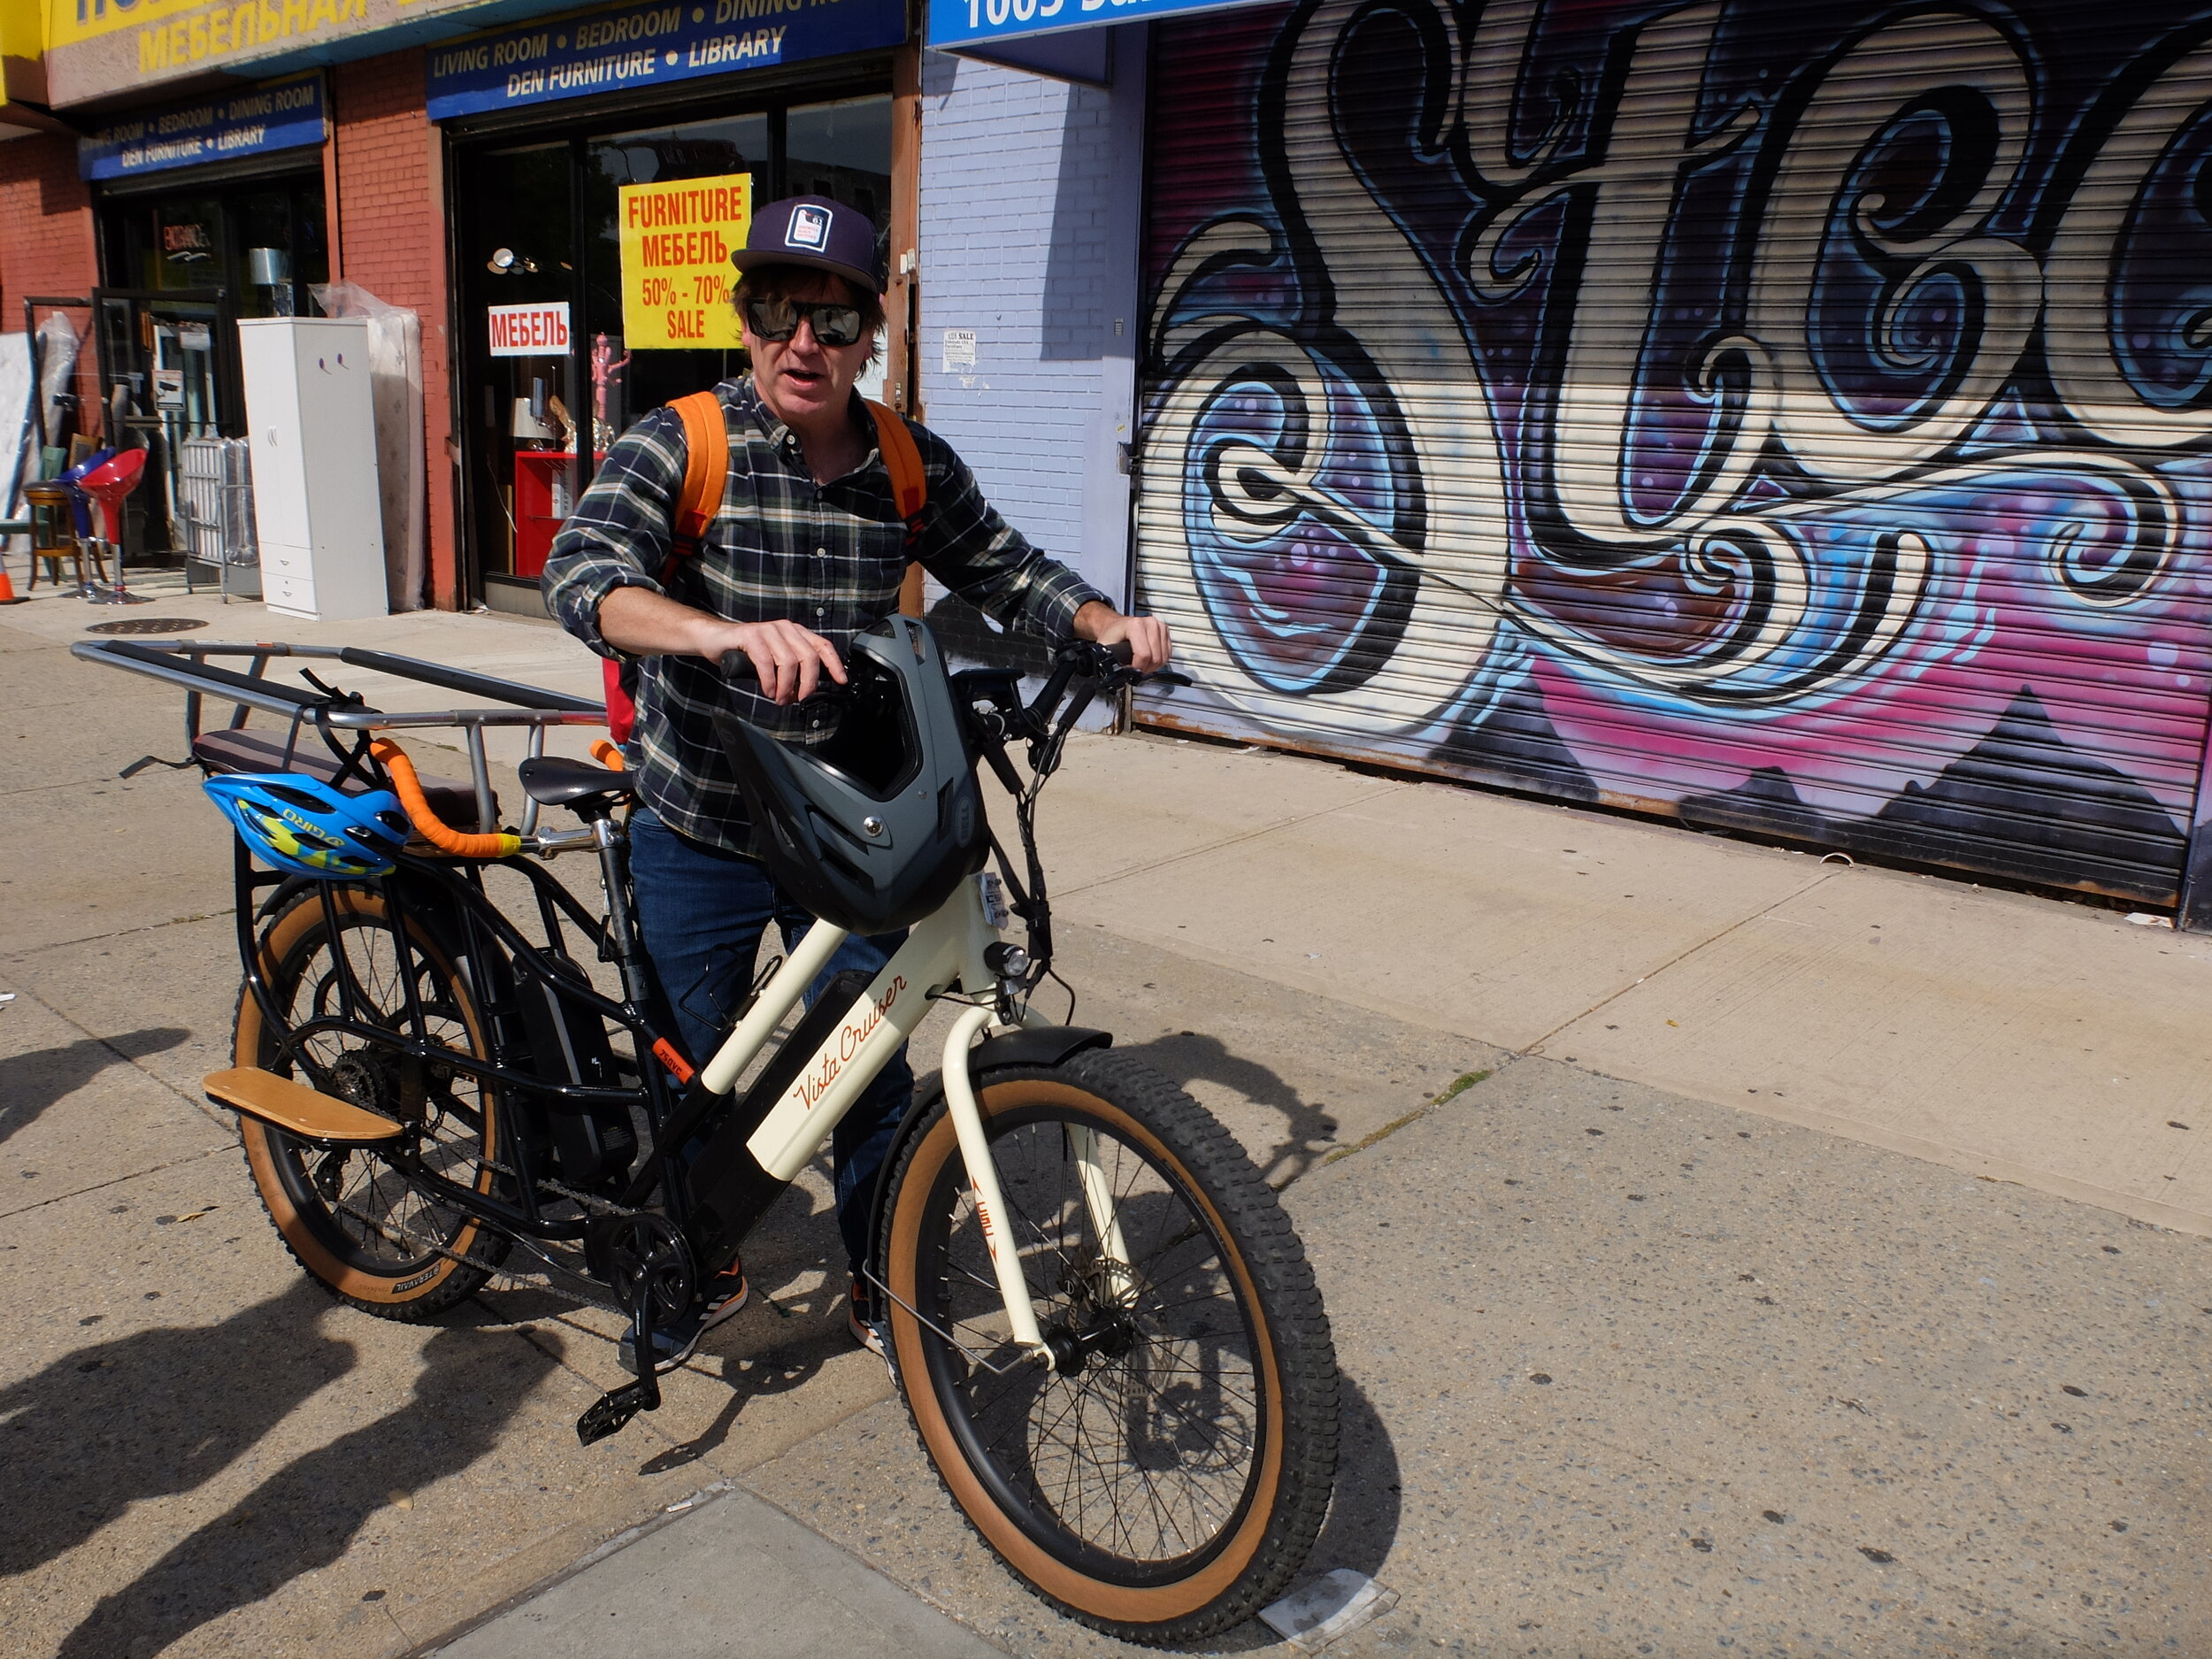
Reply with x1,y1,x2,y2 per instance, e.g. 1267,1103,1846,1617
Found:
73,637,607,837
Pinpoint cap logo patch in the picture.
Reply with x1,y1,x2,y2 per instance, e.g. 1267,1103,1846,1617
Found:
786,204,831,250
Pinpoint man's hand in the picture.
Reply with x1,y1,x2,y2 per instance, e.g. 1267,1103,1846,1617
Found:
1072,602,1173,673
597,588,847,706
725,618,848,705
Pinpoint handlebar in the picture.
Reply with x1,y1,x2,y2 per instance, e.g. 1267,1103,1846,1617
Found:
371,739,522,859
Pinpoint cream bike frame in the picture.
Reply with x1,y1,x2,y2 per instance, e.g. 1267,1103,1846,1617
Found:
695,869,1127,1370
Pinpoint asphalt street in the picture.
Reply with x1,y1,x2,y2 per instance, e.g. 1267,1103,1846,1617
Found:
1,576,2206,1657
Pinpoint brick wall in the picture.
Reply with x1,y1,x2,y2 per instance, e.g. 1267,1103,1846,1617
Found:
0,133,102,446
331,53,458,609
916,33,1148,606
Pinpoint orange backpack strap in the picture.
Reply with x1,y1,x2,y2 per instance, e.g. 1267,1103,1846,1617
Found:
668,389,727,557
866,399,928,548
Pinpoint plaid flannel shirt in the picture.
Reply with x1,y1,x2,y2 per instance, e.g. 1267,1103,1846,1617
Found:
543,376,1106,854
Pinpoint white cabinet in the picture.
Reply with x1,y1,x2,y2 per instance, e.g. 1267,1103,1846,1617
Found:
238,318,388,620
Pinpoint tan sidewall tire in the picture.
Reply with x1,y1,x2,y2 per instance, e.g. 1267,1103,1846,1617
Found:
234,888,495,1307
885,1078,1286,1629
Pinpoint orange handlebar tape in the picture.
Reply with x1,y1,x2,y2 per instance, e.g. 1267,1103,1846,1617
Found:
370,738,521,860
590,739,626,770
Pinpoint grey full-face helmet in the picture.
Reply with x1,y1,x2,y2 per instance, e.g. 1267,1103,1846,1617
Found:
712,616,988,936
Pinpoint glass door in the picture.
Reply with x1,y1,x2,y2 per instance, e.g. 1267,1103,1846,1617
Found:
453,141,580,588
90,288,233,559
96,174,326,557
451,89,895,604
583,111,770,433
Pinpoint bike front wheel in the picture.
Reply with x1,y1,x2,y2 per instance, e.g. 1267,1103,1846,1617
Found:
878,1047,1338,1643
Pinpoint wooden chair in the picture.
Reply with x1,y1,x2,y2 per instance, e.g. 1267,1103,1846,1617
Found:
21,481,105,593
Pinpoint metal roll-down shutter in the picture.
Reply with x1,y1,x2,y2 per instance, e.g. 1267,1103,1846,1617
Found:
1134,0,2212,910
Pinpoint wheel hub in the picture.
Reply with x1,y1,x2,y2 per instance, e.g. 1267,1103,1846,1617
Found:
327,1051,394,1115
326,1048,429,1123
1042,1306,1138,1374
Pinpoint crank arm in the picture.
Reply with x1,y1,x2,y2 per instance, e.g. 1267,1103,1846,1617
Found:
575,1268,667,1445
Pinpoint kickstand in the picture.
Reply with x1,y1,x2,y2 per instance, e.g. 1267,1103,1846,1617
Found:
576,1277,665,1446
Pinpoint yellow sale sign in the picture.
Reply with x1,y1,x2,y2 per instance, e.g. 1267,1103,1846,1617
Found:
618,174,752,349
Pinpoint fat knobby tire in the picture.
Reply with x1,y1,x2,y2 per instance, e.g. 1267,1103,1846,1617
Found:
232,887,505,1321
879,1046,1340,1644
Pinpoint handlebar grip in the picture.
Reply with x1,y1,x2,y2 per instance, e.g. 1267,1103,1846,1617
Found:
1103,641,1134,666
370,739,521,860
718,649,758,681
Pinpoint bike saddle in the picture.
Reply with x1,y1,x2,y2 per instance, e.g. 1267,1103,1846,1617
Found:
517,756,635,810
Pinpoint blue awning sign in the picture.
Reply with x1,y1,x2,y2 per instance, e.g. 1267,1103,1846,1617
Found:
79,74,327,181
426,0,907,122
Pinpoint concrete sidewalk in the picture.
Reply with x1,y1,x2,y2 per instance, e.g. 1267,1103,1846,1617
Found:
17,568,2201,1235
4,572,2209,1657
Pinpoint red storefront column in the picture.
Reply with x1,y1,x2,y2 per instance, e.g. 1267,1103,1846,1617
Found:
329,56,460,611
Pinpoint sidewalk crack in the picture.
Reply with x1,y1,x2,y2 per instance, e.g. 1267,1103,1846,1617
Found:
0,1142,231,1224
1514,870,1838,1056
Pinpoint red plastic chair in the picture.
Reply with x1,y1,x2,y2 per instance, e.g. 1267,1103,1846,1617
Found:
76,447,148,545
72,447,150,604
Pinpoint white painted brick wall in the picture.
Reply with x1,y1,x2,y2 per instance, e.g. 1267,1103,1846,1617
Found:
918,34,1147,606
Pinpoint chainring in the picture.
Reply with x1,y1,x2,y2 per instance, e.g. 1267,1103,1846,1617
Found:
583,1212,696,1327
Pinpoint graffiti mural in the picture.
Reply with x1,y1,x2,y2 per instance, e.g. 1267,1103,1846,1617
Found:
1138,0,2212,905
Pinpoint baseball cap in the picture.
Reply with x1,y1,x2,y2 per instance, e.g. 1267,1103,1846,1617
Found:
732,196,885,296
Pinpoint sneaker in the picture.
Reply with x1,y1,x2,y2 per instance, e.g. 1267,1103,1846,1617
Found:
618,1263,748,1376
849,1280,885,1358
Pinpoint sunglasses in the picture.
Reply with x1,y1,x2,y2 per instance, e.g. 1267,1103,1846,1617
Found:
741,296,867,348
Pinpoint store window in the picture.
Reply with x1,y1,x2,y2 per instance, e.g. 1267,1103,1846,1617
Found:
100,178,328,319
452,90,894,606
95,173,329,558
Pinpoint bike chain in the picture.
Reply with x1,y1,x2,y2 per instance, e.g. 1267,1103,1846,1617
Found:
322,1144,656,1314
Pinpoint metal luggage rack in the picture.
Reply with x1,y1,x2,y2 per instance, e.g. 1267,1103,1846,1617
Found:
72,637,607,839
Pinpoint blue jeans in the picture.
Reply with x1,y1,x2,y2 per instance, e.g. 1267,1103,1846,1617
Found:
626,805,910,1274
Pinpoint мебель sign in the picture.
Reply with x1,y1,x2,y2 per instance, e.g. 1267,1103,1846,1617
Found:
489,303,571,357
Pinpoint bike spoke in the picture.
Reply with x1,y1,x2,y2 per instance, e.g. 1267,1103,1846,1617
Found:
918,1107,1263,1570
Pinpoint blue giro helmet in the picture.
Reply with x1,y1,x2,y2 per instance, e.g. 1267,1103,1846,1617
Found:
204,773,413,879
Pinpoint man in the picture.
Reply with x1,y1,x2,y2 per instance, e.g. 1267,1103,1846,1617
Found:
543,195,1170,1372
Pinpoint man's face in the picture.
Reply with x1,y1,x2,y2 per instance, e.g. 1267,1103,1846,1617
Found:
739,271,876,431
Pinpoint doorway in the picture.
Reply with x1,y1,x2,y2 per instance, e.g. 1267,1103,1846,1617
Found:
95,174,328,558
450,90,894,608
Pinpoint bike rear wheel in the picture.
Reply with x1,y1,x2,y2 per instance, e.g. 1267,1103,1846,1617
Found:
234,886,508,1319
879,1047,1338,1643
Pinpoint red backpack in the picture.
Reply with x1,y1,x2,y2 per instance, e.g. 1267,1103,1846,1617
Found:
602,391,929,743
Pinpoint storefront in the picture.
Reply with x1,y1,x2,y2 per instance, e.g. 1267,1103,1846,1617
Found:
6,0,914,609
78,76,331,558
426,0,909,611
925,0,2212,920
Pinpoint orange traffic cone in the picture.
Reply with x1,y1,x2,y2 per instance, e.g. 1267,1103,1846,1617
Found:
0,550,24,605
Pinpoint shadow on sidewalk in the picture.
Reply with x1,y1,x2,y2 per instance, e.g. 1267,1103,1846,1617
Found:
0,1025,191,1150
633,1180,856,1479
0,1279,355,1579
55,1314,558,1659
1116,1031,1341,1188
1173,1371,1406,1655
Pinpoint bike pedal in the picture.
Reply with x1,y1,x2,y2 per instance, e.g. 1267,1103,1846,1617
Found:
575,1379,659,1446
